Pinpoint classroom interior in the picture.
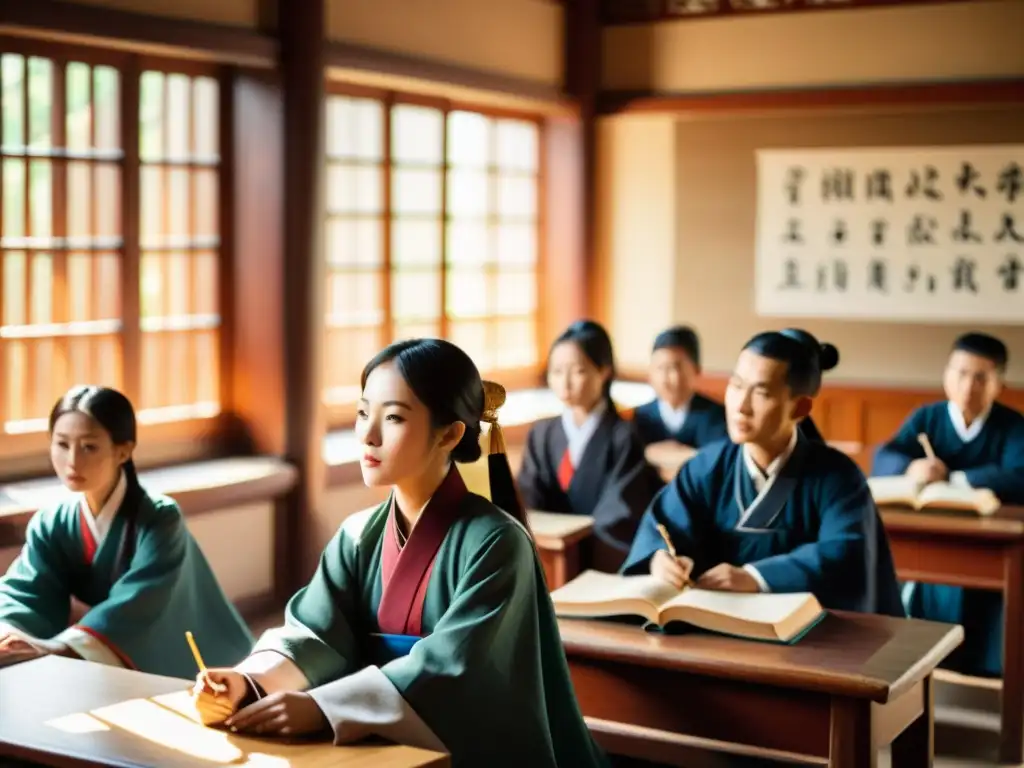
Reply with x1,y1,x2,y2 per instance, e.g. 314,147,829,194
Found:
0,0,1022,765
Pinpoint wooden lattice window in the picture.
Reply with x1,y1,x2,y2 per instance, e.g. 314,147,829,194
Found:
0,41,223,460
323,87,543,422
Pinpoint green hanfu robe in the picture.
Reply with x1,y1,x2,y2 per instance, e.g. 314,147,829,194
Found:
0,476,254,677
237,466,608,768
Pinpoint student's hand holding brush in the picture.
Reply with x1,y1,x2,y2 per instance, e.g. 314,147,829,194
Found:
649,523,695,590
186,631,245,726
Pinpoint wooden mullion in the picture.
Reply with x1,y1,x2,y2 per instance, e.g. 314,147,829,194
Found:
51,57,69,403
487,117,498,373
120,56,141,406
217,67,235,426
157,71,172,409
438,103,449,341
0,58,7,426
22,56,35,421
185,74,198,409
533,120,545,373
381,93,393,349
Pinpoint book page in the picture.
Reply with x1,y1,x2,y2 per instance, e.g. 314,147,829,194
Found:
867,475,923,505
918,482,1001,514
666,589,815,626
550,570,681,611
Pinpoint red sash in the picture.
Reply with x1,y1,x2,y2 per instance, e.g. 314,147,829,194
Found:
377,466,468,637
557,449,574,492
79,508,98,565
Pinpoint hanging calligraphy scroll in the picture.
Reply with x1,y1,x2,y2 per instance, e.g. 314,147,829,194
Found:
754,145,1024,323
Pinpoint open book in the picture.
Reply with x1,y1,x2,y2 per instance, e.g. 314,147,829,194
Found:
550,570,824,644
867,476,1000,516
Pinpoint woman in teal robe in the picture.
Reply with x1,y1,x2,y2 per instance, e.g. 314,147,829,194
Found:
194,339,608,768
0,386,253,676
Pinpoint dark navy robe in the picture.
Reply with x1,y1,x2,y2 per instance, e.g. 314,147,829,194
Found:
872,400,1024,677
622,435,904,617
632,394,728,449
517,408,660,572
799,416,825,443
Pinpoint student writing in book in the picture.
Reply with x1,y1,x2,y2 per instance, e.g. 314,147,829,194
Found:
872,331,1024,677
192,339,608,768
622,330,904,616
0,386,252,675
517,320,660,571
632,325,727,450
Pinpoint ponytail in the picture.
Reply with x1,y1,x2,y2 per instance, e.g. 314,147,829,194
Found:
123,458,141,492
480,381,531,535
113,458,143,580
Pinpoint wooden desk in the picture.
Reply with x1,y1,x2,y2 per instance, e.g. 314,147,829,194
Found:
882,504,1024,764
0,655,449,767
528,510,593,589
559,612,962,767
644,441,697,484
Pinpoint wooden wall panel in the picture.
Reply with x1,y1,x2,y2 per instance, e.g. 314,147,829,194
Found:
687,375,1024,471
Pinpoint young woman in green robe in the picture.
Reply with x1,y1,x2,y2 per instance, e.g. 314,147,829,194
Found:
193,338,609,768
0,386,253,675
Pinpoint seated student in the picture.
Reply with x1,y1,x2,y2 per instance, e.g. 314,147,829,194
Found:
0,386,252,676
632,325,727,449
517,320,659,571
622,330,904,617
192,339,608,768
872,331,1024,678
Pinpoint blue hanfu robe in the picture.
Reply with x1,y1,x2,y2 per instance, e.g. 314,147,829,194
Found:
517,405,660,571
0,482,253,677
632,393,728,449
622,434,905,617
235,466,608,768
872,400,1024,677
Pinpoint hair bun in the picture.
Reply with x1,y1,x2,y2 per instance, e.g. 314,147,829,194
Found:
819,343,840,372
451,424,483,464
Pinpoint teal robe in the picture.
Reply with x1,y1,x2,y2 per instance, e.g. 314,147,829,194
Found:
248,468,607,768
0,488,253,677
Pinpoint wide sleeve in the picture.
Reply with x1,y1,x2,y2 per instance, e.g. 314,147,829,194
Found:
589,424,661,554
307,524,555,762
515,423,550,510
745,468,876,609
619,451,718,576
872,408,927,477
0,510,72,640
961,414,1024,504
241,521,365,692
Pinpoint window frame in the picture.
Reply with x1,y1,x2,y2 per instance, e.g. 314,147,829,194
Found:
0,36,233,478
323,81,547,430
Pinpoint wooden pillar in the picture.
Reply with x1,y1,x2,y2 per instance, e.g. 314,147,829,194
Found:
277,0,327,592
561,0,602,321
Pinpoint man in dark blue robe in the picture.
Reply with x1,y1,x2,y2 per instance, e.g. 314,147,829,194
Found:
632,326,728,450
873,332,1024,677
623,329,904,617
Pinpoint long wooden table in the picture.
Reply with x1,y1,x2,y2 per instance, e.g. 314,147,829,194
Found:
882,504,1024,765
0,655,449,767
559,612,962,767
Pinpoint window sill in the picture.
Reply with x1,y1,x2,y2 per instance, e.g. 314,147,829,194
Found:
0,456,298,545
323,381,656,485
